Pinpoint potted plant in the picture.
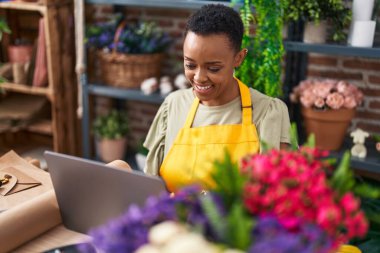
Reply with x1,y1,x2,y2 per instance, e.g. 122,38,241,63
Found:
290,79,364,150
93,109,129,163
234,0,285,97
86,18,172,88
283,0,351,42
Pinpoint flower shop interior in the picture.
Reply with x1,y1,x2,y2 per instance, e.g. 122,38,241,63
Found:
1,0,380,252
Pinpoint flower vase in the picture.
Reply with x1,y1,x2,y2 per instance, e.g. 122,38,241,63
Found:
96,137,127,163
303,21,327,44
301,107,356,151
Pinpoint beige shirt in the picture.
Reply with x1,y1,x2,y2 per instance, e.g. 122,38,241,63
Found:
143,87,291,175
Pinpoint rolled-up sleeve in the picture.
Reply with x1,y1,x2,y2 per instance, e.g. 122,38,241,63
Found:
258,98,291,150
143,100,168,175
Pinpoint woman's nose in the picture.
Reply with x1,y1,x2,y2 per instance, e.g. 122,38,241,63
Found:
194,68,207,83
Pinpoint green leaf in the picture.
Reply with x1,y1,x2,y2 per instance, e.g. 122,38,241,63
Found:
199,194,226,241
354,183,380,199
209,151,246,209
290,122,299,150
304,133,315,148
329,151,355,195
226,202,254,250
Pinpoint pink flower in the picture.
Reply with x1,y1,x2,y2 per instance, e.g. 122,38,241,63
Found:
336,80,350,94
326,92,344,109
340,193,360,215
343,96,357,109
376,142,380,151
300,90,317,108
313,80,335,98
314,97,325,108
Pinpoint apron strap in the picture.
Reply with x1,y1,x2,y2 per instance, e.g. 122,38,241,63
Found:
184,96,200,128
237,79,253,125
184,79,253,128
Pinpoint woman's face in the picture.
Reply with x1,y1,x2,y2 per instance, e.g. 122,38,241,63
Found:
183,32,246,106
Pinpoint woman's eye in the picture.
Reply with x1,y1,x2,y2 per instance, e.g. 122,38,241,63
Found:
208,67,221,73
185,64,196,70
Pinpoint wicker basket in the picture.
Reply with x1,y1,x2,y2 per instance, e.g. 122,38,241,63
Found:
97,20,164,88
98,51,163,88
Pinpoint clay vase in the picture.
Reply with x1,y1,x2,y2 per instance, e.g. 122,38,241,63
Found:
96,137,127,163
8,45,33,64
301,107,356,151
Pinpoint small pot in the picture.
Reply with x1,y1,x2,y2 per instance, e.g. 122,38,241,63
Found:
96,137,127,163
8,45,33,64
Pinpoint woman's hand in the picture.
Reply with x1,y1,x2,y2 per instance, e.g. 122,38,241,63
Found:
106,160,132,172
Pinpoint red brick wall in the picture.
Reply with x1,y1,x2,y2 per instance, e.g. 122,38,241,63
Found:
88,5,380,150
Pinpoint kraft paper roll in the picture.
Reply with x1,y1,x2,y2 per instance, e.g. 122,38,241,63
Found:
0,190,62,253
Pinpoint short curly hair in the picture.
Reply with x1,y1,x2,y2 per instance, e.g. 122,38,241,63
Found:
185,4,244,52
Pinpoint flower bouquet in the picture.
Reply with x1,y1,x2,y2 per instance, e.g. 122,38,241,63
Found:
86,17,172,88
290,79,364,150
79,136,380,253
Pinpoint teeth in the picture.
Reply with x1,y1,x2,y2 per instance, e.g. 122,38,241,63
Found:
196,85,211,90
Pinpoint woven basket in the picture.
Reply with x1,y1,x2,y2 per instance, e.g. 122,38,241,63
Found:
98,51,163,88
97,20,164,88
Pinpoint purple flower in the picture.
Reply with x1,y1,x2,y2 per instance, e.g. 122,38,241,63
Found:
249,216,333,253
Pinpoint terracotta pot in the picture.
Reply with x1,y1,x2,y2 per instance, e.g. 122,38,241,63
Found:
301,107,356,151
8,45,33,64
303,21,327,44
96,137,127,163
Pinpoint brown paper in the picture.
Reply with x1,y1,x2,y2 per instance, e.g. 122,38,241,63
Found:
0,167,41,196
0,150,52,211
0,190,62,253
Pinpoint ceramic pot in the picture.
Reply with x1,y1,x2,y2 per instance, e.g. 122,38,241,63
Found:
96,137,127,163
303,21,327,44
301,107,356,151
350,20,376,47
352,0,374,21
8,45,33,64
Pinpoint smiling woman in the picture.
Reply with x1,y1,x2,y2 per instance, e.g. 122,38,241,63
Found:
142,4,291,193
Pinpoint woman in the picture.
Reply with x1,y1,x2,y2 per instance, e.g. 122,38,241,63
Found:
144,4,290,192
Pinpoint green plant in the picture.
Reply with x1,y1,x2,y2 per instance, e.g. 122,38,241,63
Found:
0,17,10,41
93,109,129,139
234,0,285,97
283,0,351,42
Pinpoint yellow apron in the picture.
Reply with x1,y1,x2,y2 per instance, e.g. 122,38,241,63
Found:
160,79,260,192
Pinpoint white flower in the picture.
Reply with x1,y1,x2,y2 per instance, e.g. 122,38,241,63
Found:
135,245,161,253
148,221,187,246
162,233,220,253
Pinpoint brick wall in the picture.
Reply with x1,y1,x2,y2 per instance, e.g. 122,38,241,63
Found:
308,54,380,134
88,4,380,150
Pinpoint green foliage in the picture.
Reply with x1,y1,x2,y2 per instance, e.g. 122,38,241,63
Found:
202,151,254,250
208,151,247,209
373,134,380,142
92,109,129,139
290,122,299,150
0,17,11,41
283,0,351,42
235,0,285,97
329,151,355,196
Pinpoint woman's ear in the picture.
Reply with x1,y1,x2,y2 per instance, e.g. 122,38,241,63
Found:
234,48,248,68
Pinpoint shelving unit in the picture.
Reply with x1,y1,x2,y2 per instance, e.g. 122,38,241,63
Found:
284,36,380,173
80,0,234,158
0,0,79,155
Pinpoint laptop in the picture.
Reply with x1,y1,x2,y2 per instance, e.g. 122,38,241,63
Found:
44,151,167,234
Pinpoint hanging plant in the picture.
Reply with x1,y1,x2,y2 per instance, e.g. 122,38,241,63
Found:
235,0,285,98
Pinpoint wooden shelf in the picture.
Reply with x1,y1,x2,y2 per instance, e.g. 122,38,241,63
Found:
0,82,51,97
0,1,46,13
26,119,52,135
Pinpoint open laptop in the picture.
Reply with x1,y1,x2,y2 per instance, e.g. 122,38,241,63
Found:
44,151,167,234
